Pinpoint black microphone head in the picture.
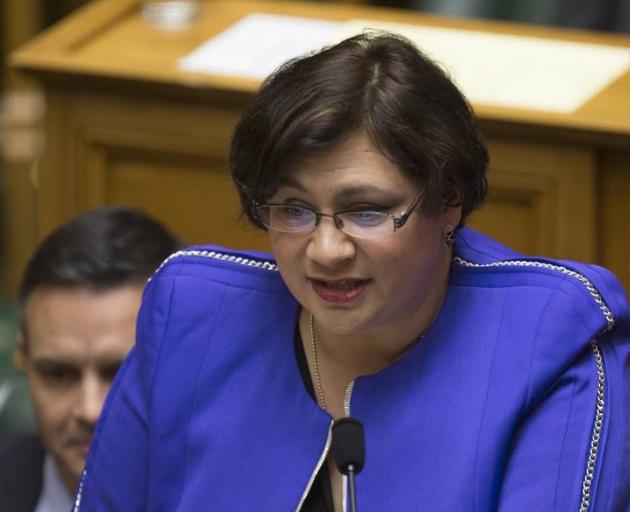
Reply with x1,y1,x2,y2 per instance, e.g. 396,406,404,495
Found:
332,417,365,475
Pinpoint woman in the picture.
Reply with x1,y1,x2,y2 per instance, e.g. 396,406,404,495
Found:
74,34,629,511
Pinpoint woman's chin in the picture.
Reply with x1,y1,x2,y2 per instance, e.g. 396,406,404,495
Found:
311,309,375,337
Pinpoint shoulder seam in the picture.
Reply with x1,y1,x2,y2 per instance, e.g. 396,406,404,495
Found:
150,249,279,281
453,256,614,332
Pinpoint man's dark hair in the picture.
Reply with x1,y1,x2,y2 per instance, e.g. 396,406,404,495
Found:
19,206,181,305
230,32,488,227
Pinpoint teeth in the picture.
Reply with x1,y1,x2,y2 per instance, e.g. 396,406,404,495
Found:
324,281,360,290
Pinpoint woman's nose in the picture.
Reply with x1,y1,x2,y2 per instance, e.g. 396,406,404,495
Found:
305,216,356,267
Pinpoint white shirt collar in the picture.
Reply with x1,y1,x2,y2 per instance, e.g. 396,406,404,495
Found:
34,455,74,512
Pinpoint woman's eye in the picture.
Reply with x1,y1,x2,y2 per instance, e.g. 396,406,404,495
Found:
344,210,388,226
277,205,311,222
272,205,315,228
280,206,307,218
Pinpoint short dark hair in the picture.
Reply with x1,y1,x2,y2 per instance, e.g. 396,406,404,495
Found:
230,32,488,227
19,206,181,305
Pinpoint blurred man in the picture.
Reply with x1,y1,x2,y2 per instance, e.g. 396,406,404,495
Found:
0,206,180,511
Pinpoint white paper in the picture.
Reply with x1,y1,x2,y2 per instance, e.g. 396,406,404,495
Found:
343,20,630,113
178,13,344,79
178,13,630,113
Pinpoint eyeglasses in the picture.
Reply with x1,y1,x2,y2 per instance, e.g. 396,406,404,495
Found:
252,191,424,239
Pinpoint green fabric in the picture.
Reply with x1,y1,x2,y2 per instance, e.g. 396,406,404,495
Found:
0,299,36,434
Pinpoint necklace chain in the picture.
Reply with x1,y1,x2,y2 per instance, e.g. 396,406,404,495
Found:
309,313,327,410
309,314,434,412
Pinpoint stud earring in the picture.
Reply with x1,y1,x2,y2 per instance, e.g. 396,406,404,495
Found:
443,224,455,248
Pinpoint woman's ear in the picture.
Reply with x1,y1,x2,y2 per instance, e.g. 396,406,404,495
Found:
443,204,463,229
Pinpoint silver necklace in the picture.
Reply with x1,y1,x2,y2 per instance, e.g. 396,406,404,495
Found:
309,313,434,412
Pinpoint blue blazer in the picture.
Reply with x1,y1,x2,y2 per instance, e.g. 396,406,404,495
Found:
75,228,630,511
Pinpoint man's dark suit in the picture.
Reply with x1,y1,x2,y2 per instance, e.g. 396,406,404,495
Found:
0,435,44,512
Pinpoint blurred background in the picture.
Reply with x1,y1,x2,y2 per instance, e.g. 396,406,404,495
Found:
1,0,628,434
1,0,93,435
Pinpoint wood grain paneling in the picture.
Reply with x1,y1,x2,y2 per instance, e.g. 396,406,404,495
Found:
470,139,596,260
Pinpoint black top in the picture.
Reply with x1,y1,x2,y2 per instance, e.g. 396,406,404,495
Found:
295,328,335,512
0,435,45,512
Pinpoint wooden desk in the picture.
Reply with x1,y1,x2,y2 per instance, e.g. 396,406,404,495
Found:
11,0,630,293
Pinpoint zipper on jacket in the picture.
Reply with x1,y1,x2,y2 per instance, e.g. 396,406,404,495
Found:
296,381,356,512
72,469,86,511
295,420,334,512
295,381,356,511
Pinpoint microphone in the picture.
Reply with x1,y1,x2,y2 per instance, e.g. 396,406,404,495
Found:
332,417,365,512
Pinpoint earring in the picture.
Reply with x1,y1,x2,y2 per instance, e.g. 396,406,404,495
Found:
443,224,455,248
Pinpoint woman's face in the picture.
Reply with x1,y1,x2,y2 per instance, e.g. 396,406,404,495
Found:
268,133,460,339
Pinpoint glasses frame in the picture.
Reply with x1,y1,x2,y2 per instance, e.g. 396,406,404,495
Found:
252,190,424,238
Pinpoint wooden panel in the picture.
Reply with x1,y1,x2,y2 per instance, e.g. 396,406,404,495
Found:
38,86,248,231
2,160,38,295
37,89,78,236
469,138,596,260
599,150,630,293
1,0,41,89
468,175,552,257
38,87,268,250
2,0,43,295
85,144,268,250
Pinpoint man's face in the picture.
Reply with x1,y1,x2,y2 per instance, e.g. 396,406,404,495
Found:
20,284,144,493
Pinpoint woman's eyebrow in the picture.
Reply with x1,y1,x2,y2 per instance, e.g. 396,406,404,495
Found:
333,185,394,200
275,178,405,205
276,176,307,192
277,177,392,197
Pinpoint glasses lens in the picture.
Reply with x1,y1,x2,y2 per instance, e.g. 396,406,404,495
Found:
260,205,316,233
338,211,393,239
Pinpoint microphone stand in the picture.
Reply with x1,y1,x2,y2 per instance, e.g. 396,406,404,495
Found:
346,463,358,512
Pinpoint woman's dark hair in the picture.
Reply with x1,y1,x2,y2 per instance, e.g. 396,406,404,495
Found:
19,206,182,305
230,32,488,227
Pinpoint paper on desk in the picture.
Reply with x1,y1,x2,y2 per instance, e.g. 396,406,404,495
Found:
178,13,344,79
343,20,630,113
178,12,630,113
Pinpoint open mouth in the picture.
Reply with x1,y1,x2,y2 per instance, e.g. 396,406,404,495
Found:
310,279,369,303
